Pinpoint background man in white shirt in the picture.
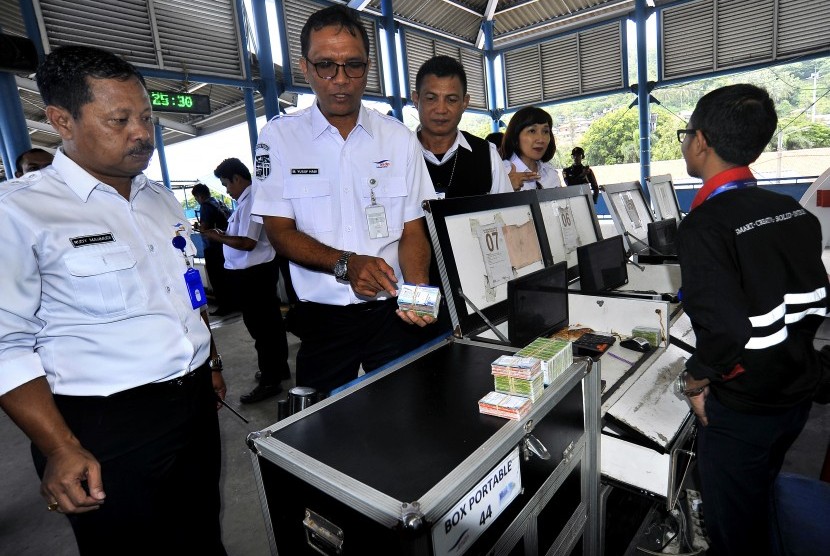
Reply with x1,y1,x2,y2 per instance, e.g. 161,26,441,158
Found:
252,4,436,396
0,45,227,555
203,157,291,404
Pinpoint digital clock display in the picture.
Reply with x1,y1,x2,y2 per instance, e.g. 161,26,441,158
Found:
148,90,211,115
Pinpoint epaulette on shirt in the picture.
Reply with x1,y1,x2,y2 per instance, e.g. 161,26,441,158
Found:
0,169,47,201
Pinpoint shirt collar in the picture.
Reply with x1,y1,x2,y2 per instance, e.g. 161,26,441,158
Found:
310,102,371,139
689,166,755,211
419,129,471,165
52,148,154,202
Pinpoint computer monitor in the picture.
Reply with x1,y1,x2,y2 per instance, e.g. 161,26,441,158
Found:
507,262,569,347
576,236,629,292
647,218,678,256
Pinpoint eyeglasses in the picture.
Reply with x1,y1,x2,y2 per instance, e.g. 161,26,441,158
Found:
676,129,697,143
305,58,368,79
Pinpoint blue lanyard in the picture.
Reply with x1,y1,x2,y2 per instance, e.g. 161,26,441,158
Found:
706,179,756,201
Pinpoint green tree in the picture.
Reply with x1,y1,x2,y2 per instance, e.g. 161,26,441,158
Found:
581,108,640,164
780,121,830,150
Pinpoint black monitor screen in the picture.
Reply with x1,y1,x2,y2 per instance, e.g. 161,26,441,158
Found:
647,218,678,256
577,236,629,292
507,262,569,347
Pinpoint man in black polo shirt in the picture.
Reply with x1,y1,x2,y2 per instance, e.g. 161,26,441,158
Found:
413,55,512,198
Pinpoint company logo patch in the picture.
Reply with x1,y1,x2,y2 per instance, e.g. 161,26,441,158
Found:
291,168,319,175
374,159,391,168
255,154,271,180
70,233,115,247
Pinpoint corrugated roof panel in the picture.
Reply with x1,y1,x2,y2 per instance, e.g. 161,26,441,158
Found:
0,0,25,37
578,22,623,93
540,35,580,100
661,0,715,80
504,45,543,107
777,0,830,58
39,0,156,65
404,32,436,98
717,0,774,69
460,49,488,110
388,0,482,42
153,0,243,77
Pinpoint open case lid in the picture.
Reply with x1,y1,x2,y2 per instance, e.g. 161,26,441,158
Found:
535,184,604,281
423,190,552,341
601,181,655,254
646,174,683,223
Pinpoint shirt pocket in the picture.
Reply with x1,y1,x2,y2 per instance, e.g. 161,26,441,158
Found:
284,178,333,233
63,246,147,317
360,176,408,232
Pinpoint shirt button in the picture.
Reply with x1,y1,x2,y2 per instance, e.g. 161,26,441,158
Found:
184,327,189,334
166,286,171,293
148,244,155,252
346,226,352,232
369,178,376,185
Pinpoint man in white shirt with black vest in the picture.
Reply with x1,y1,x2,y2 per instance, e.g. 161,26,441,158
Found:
252,4,436,396
413,55,512,199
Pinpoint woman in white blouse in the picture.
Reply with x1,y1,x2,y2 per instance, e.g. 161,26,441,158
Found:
501,106,561,191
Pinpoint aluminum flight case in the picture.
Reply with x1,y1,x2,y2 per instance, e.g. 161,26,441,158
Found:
248,339,601,556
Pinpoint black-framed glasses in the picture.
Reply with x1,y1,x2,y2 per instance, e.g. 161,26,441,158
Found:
676,128,697,143
305,58,368,79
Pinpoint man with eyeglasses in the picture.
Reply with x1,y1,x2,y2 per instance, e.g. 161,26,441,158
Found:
675,84,828,555
251,4,436,396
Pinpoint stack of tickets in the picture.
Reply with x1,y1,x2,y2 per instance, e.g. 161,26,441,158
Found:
397,284,441,318
478,391,533,420
515,337,573,386
490,354,545,402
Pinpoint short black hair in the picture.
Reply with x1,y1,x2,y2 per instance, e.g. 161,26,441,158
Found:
214,158,252,182
485,132,504,147
36,45,145,119
14,147,51,175
300,4,370,59
572,147,585,157
191,182,210,198
502,106,556,163
415,55,467,95
689,84,777,166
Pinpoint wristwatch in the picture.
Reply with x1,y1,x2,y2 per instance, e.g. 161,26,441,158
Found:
674,371,705,397
208,354,223,372
333,251,355,280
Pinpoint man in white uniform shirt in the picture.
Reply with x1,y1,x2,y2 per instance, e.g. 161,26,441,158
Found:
203,158,291,404
0,46,227,555
252,4,436,396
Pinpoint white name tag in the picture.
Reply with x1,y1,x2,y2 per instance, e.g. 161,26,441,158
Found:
366,204,389,239
431,447,522,555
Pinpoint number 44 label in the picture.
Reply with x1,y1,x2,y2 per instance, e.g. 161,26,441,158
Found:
431,447,522,555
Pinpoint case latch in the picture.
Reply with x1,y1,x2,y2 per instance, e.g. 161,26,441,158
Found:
303,509,344,555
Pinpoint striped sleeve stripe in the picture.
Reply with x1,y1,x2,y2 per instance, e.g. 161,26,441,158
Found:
749,303,785,327
745,287,826,350
784,287,826,305
745,327,788,350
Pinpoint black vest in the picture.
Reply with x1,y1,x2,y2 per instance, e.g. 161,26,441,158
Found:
424,131,494,198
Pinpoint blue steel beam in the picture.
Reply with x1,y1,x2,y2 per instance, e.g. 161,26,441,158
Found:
236,0,260,158
0,73,31,176
380,0,404,121
251,0,280,120
635,0,651,200
154,123,172,190
482,20,500,132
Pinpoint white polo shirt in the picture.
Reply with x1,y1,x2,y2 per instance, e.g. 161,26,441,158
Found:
222,185,275,270
0,149,211,397
419,129,512,196
251,103,435,305
504,153,562,190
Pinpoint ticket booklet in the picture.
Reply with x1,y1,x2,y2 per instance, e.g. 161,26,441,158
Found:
397,283,441,318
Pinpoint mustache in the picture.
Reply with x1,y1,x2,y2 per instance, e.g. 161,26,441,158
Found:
128,142,155,156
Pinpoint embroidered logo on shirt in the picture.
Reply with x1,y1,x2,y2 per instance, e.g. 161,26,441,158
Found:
374,160,391,168
291,168,319,175
255,154,271,180
70,233,115,247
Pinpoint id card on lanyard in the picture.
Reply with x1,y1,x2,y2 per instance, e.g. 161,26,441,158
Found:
172,234,207,309
365,178,389,239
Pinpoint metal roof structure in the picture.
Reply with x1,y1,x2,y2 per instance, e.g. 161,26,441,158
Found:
1,0,828,180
